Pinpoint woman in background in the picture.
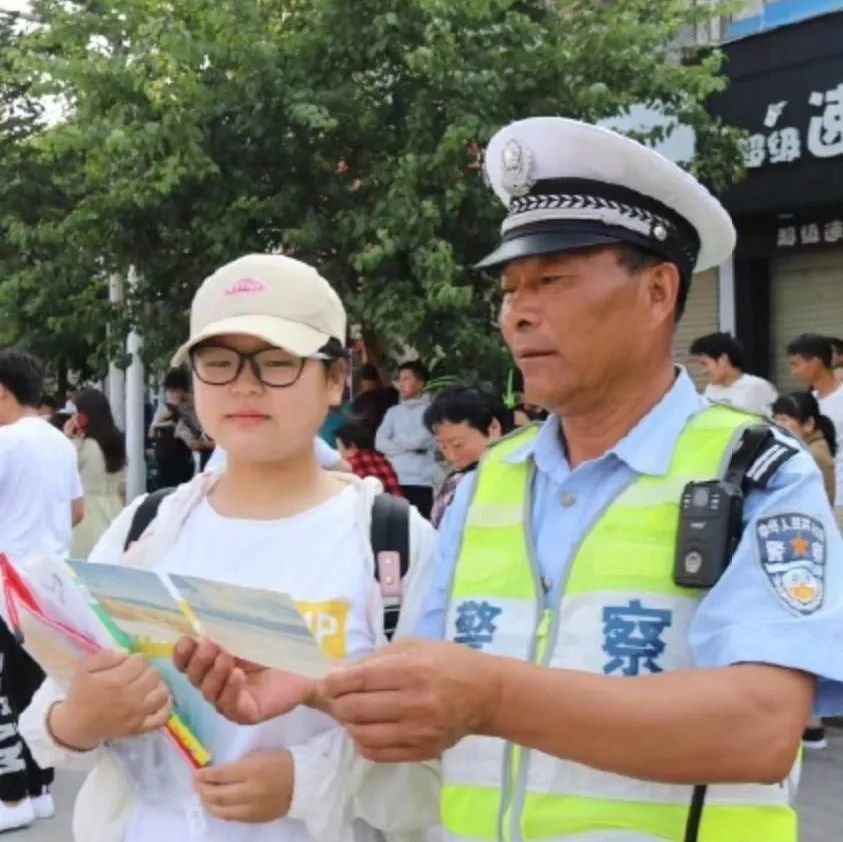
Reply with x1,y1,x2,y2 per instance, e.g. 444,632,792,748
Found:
772,391,836,504
771,390,836,751
67,388,127,558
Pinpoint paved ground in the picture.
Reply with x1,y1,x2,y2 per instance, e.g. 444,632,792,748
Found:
798,726,843,842
8,729,842,840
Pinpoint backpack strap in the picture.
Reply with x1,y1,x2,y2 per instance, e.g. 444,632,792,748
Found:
123,487,175,551
370,493,411,641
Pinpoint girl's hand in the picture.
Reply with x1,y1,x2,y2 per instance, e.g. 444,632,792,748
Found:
194,750,293,823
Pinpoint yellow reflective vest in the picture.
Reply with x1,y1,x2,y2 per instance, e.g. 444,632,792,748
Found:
441,405,798,842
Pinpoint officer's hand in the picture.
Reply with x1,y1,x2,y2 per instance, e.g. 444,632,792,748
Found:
173,637,318,725
323,638,502,762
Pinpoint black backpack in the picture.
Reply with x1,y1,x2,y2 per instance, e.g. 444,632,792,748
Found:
124,489,411,640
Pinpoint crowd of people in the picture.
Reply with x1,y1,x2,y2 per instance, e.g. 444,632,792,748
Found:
0,115,841,842
0,352,126,830
690,331,843,517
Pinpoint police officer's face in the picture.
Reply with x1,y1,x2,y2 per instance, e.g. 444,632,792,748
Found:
193,333,344,464
499,248,677,413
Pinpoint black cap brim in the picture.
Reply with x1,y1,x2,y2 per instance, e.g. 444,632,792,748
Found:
474,230,625,270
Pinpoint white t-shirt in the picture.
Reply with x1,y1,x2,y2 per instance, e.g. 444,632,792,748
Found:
817,386,843,505
126,486,378,842
0,416,83,564
704,374,778,416
205,438,341,473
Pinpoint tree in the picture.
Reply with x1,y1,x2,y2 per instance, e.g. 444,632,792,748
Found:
0,6,108,383
0,0,744,383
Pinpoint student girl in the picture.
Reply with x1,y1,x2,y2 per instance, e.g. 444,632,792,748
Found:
20,254,439,842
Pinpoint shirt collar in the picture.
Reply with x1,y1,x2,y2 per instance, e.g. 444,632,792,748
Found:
504,367,706,478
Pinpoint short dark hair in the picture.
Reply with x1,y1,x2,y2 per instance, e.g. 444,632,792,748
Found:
423,384,505,435
689,332,746,370
359,363,381,383
39,394,58,410
829,337,843,356
786,334,833,369
398,360,428,382
163,368,191,392
0,348,44,407
613,244,690,320
335,419,375,451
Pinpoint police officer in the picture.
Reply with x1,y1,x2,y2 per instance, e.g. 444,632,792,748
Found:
176,118,843,842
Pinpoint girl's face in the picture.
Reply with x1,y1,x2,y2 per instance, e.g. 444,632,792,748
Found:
773,413,810,442
192,333,344,464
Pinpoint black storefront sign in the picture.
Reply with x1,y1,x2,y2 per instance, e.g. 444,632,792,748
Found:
732,207,843,257
776,216,843,248
710,12,843,216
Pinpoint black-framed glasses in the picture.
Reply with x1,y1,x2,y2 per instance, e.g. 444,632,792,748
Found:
190,345,331,388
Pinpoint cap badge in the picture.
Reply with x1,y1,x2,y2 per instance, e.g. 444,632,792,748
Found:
225,277,267,296
500,139,535,198
652,223,669,242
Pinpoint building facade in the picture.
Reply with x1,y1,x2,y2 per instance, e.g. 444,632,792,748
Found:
676,0,843,392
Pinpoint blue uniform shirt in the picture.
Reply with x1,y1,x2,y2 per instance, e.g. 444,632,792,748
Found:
416,369,843,715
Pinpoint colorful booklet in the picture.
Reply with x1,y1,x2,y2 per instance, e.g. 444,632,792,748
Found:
0,555,211,770
66,562,331,679
1,555,331,776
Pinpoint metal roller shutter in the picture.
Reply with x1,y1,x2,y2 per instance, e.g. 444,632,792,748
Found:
771,251,843,393
674,269,719,391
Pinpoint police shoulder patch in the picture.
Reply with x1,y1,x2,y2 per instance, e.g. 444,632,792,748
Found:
756,514,826,615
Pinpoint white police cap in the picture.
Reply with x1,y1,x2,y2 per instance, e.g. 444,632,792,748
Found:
478,117,736,278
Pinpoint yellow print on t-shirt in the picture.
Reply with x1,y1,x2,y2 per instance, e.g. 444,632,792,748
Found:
296,600,349,660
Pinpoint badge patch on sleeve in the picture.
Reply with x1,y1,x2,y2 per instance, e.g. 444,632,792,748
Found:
756,514,826,615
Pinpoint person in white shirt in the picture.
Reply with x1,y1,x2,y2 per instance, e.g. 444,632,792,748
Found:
787,333,843,513
689,332,778,416
20,255,439,842
830,336,843,384
62,385,79,415
0,349,84,832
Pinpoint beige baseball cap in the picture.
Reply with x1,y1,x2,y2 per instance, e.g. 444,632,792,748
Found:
171,254,347,366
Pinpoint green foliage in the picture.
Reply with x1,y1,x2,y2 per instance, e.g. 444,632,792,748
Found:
0,0,744,383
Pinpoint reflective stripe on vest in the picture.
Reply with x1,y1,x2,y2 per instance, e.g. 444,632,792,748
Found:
442,405,798,842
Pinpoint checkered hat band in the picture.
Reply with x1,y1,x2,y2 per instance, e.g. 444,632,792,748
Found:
503,193,672,239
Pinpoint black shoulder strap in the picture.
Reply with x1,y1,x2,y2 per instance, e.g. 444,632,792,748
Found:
724,425,798,490
370,493,411,641
123,487,175,551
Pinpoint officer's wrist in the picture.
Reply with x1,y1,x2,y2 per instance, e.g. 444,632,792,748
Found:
472,652,507,738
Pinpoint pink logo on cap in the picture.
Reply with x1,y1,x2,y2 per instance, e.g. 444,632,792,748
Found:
224,277,267,296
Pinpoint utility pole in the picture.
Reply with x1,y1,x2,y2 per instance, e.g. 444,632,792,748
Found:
125,267,146,501
107,274,126,430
